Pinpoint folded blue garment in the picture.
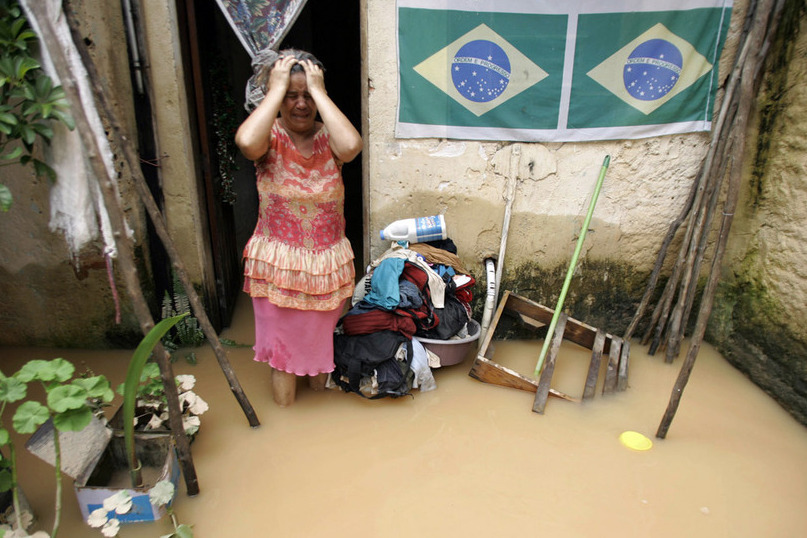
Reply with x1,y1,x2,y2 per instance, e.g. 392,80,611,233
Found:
363,257,406,310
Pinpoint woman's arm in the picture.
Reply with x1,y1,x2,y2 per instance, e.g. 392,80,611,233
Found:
235,56,296,161
301,60,363,163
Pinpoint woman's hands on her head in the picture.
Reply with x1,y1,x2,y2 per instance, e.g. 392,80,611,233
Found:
236,56,299,161
237,51,362,163
299,59,327,96
266,55,297,95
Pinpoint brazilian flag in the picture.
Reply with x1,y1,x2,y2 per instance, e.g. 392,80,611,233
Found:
570,9,732,131
397,5,567,137
396,0,733,142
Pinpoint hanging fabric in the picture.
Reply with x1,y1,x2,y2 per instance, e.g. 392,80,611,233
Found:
214,0,308,59
19,0,119,263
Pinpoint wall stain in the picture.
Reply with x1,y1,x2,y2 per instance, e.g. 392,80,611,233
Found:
749,0,806,207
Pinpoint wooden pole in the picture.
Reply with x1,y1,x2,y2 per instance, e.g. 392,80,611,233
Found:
24,2,200,495
494,144,521,301
657,0,785,438
62,1,260,429
628,2,759,352
622,166,700,341
663,137,727,361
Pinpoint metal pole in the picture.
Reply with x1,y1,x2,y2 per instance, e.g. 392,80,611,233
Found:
534,155,610,377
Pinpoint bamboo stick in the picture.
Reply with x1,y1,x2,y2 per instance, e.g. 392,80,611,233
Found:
534,155,610,377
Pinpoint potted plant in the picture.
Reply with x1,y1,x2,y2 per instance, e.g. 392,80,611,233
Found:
119,314,191,489
107,363,208,443
1,313,190,537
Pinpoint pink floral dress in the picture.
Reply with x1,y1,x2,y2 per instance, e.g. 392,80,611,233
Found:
243,122,355,375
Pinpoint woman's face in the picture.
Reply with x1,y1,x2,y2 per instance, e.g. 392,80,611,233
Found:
279,72,317,135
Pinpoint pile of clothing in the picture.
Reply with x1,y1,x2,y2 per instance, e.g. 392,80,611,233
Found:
329,239,476,399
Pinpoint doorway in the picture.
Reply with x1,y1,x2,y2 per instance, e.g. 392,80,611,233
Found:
176,0,364,328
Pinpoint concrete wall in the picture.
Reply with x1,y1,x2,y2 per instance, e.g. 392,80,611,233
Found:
363,0,807,424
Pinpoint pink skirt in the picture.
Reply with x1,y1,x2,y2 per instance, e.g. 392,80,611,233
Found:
252,297,345,376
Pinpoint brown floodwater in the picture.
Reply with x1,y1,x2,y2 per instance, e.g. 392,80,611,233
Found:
3,294,807,537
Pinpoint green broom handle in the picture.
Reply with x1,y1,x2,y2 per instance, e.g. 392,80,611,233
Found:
534,155,610,377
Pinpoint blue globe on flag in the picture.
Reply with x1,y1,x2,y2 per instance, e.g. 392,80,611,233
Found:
451,40,511,103
623,39,683,101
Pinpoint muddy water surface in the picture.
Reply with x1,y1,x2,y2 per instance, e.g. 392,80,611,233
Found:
4,295,807,537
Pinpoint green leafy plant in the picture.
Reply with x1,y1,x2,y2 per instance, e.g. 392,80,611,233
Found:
0,317,192,538
0,0,75,212
122,314,188,489
161,273,205,364
0,359,114,538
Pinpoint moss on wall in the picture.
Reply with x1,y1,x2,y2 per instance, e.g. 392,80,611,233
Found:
481,258,649,338
710,278,807,425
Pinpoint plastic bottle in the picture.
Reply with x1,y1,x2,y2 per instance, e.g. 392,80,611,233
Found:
379,215,447,243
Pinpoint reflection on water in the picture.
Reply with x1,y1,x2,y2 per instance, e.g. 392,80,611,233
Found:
3,294,807,537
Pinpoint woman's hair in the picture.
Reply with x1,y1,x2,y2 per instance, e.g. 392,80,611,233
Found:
255,48,324,93
245,48,324,111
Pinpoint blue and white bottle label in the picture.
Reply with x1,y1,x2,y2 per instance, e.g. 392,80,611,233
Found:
415,215,446,242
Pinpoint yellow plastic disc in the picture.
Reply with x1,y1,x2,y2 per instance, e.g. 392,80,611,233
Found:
619,431,653,451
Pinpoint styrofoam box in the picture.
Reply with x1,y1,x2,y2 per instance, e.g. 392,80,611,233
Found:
26,415,180,524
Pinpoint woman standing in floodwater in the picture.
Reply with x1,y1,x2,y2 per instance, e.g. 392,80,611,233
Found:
236,48,362,407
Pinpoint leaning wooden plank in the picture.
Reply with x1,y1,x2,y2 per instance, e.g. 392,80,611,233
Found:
617,339,631,391
533,314,569,414
505,294,600,350
469,355,537,392
503,295,553,325
468,356,577,402
603,335,622,394
583,331,606,400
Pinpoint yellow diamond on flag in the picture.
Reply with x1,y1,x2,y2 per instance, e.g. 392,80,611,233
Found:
587,23,713,115
413,24,548,117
